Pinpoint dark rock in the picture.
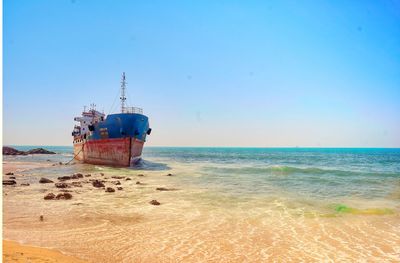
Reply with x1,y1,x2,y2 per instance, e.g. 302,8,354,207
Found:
56,193,72,200
72,173,83,179
126,178,132,181
44,193,55,200
100,173,104,176
111,181,121,185
150,200,161,205
112,176,125,179
59,162,63,165
9,176,16,179
40,215,44,221
58,176,72,181
55,182,70,188
137,174,144,177
20,183,30,186
117,187,123,190
84,174,91,177
39,178,54,184
92,180,105,188
3,146,27,155
3,180,16,185
165,173,173,176
5,172,14,175
59,189,73,192
105,187,115,193
26,148,56,154
46,159,51,162
136,181,142,185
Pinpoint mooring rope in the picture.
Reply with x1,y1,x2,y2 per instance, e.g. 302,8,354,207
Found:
65,145,84,165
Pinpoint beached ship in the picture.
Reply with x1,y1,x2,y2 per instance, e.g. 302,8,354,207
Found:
72,73,151,166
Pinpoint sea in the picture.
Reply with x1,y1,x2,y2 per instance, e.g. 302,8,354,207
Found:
3,146,400,262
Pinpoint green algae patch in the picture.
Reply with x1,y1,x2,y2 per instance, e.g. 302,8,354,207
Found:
333,204,394,215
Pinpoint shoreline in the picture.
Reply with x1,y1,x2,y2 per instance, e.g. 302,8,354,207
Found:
3,240,87,263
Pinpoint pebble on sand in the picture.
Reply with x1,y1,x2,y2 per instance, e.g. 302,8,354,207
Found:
56,193,73,200
39,178,54,184
92,180,105,188
44,193,56,200
105,187,115,193
55,183,70,188
150,200,161,206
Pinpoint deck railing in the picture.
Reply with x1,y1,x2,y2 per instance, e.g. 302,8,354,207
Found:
123,107,143,114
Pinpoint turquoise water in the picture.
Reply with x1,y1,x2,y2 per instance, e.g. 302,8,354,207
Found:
9,146,400,202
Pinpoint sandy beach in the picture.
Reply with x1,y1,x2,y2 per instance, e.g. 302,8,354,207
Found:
3,149,400,262
3,240,86,263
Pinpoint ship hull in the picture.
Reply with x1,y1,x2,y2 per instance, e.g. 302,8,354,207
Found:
73,137,144,167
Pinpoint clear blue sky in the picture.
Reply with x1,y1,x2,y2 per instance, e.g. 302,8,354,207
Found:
4,0,400,147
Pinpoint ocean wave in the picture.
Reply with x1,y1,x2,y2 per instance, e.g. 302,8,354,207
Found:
203,165,400,177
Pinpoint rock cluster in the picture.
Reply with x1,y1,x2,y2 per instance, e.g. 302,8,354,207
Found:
3,146,55,155
3,180,16,185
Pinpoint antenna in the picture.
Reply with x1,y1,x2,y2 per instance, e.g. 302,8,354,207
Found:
120,72,127,113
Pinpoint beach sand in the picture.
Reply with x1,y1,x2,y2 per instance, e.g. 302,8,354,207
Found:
3,240,87,263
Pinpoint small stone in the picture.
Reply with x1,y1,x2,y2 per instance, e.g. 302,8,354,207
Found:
9,176,16,179
137,174,144,177
149,200,161,206
112,181,121,185
20,183,30,186
3,180,16,185
55,182,70,188
44,193,55,200
117,187,123,190
126,178,132,181
111,176,125,179
165,173,173,176
56,193,72,200
136,181,141,185
156,187,173,191
46,159,51,162
5,172,14,175
105,187,115,193
40,215,44,221
100,173,104,176
92,180,105,188
58,176,72,181
39,178,54,183
59,162,63,165
84,174,91,177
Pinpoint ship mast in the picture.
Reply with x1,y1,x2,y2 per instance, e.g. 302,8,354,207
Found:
120,72,127,113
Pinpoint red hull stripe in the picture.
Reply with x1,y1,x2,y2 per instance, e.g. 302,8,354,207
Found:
73,137,144,167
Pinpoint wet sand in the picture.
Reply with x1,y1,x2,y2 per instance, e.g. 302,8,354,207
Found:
3,159,400,262
3,240,87,263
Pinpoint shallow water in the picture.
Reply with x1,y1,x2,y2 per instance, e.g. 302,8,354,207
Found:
3,147,400,262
